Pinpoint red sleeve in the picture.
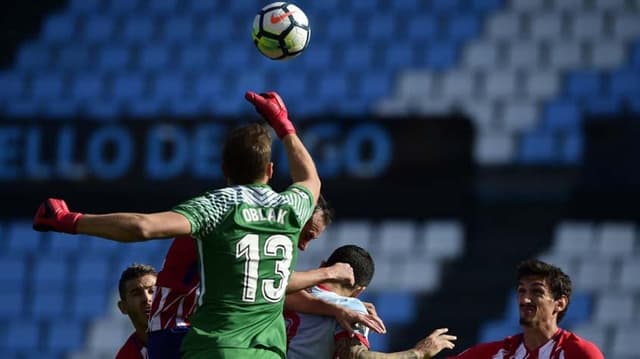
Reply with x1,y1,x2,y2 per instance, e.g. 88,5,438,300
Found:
447,341,504,359
156,236,198,291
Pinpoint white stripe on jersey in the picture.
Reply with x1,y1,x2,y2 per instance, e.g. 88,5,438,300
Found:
504,338,558,359
197,238,206,306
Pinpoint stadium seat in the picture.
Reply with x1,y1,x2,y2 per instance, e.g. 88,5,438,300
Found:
470,0,503,12
542,101,581,131
377,221,416,257
561,133,583,163
357,73,391,100
97,45,131,71
446,14,480,43
464,42,499,69
0,72,25,101
16,43,51,70
418,221,465,259
0,292,24,318
5,321,40,351
161,16,193,44
551,222,595,257
31,290,66,319
530,13,563,41
68,0,100,13
401,257,440,291
46,320,85,352
479,319,520,343
592,293,634,325
519,132,557,163
138,44,170,70
523,70,559,100
570,324,608,351
84,235,123,255
566,71,603,100
33,257,68,290
317,72,349,99
85,317,132,353
430,0,461,13
574,258,615,291
71,290,108,319
152,72,186,100
146,0,178,14
56,44,91,70
202,16,234,42
342,44,373,70
365,14,396,41
32,73,65,101
70,72,104,103
111,72,146,102
612,13,640,41
41,13,77,43
582,96,621,115
590,43,625,69
594,222,636,258
47,229,82,255
569,12,604,40
609,69,640,99
6,220,42,254
74,256,111,289
86,99,120,119
611,326,640,357
407,15,439,42
121,16,155,44
426,42,457,70
561,292,592,328
484,70,517,100
487,13,522,40
334,221,373,251
107,0,140,14
502,102,537,133
81,16,115,43
617,258,640,290
374,292,416,325
177,43,212,71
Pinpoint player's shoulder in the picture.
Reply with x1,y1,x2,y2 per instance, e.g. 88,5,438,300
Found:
560,330,604,358
448,336,519,359
115,333,145,359
311,286,367,313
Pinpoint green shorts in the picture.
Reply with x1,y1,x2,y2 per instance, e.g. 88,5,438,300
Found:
182,347,283,359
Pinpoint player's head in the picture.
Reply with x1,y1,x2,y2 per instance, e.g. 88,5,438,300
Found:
299,194,334,251
117,263,157,332
222,123,273,185
323,245,374,297
516,259,571,327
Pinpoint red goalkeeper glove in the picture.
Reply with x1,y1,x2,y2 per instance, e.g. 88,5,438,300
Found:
33,198,83,234
245,91,296,139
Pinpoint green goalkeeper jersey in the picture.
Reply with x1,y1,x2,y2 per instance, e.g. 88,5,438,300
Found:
172,183,314,358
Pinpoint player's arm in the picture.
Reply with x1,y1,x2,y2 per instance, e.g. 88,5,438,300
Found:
33,198,191,242
286,263,354,293
564,340,605,359
245,91,320,204
335,328,456,359
285,290,386,335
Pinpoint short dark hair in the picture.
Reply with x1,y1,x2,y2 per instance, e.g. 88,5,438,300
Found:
118,263,157,300
325,245,374,288
222,123,272,185
315,193,334,226
516,259,572,322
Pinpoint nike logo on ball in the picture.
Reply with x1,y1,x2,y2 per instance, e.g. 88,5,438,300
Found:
270,11,294,24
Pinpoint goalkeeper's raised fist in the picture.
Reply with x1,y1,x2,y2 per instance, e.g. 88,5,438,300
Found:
33,198,83,234
245,91,295,139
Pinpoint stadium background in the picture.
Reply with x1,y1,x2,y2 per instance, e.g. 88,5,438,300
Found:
1,0,639,357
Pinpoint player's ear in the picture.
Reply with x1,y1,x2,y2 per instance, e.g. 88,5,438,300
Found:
554,295,568,314
117,300,128,315
352,286,366,298
266,162,274,179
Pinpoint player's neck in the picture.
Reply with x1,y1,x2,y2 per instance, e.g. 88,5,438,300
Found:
522,321,559,350
135,325,148,345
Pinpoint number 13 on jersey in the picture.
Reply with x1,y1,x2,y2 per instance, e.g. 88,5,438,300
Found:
236,233,294,303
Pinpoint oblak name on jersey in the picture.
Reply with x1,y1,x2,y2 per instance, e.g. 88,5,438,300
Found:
241,207,288,225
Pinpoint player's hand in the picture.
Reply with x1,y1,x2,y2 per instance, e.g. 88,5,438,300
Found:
362,301,387,334
412,328,457,358
325,262,355,287
335,306,387,335
33,198,83,234
244,91,295,139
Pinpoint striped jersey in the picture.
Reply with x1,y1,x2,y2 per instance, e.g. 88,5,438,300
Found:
115,332,148,359
285,285,370,359
172,184,314,358
448,329,604,359
148,235,199,332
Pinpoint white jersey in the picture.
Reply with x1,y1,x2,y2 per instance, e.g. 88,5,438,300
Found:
285,285,370,359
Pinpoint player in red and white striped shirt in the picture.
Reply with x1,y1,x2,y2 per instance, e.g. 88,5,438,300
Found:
449,259,604,359
147,195,385,359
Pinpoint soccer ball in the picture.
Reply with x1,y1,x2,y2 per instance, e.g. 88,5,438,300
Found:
252,2,310,60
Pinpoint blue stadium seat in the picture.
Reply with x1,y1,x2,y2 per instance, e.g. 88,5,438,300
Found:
42,13,77,43
97,44,131,71
4,100,37,118
33,257,68,290
632,42,640,69
84,235,123,255
0,292,24,318
631,98,640,115
542,101,581,131
121,16,155,43
178,43,211,71
5,321,40,351
609,68,640,99
71,72,104,103
71,290,108,319
447,14,481,43
128,97,162,117
374,292,416,325
582,96,621,115
56,44,91,70
107,0,140,14
426,42,458,69
566,71,602,99
202,17,234,42
74,256,111,289
305,0,340,12
186,0,216,13
153,73,186,100
16,43,50,70
350,0,381,14
388,0,420,11
479,319,520,343
317,72,349,99
519,132,557,163
562,292,592,327
86,99,120,119
193,72,225,102
69,0,100,13
407,15,440,42
162,16,193,43
43,99,78,118
343,44,373,70
471,0,504,12
147,0,178,14
46,320,85,353
326,16,355,41
357,73,391,100
111,72,146,101
168,96,202,116
32,73,65,101
138,44,170,70
385,42,415,69
0,72,25,101
6,220,42,254
82,16,115,43
48,232,82,254
300,45,332,69
31,290,66,319
219,44,252,69
562,133,583,163
430,0,461,13
366,14,396,41
0,350,19,359
0,257,26,288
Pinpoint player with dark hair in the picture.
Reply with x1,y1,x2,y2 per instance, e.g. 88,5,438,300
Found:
147,195,385,359
448,259,604,359
116,264,157,359
286,245,457,359
33,91,323,358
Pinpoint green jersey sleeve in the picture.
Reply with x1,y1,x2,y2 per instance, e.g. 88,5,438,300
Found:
280,184,315,226
171,188,235,239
